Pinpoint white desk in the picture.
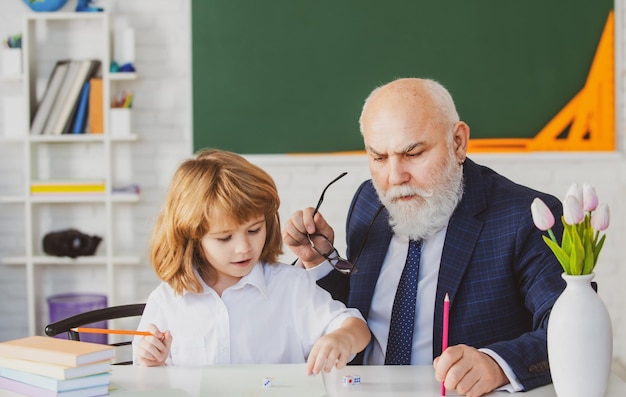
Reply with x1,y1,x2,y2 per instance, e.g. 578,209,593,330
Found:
105,364,626,397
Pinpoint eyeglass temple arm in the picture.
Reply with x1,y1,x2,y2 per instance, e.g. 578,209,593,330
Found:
312,172,348,217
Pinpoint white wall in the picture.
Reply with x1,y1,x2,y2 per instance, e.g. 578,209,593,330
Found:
0,0,193,339
1,0,625,372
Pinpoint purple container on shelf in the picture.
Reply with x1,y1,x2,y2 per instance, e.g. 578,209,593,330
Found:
47,293,108,344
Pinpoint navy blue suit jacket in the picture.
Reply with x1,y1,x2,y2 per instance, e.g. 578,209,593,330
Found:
318,158,565,391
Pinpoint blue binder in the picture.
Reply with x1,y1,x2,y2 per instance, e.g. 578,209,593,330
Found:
72,81,90,134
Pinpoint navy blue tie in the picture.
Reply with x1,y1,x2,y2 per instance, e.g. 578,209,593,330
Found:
385,240,421,365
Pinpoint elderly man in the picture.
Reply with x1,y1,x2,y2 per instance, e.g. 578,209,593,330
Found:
283,78,565,396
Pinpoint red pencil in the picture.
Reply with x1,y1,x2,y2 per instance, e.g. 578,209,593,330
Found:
441,293,450,396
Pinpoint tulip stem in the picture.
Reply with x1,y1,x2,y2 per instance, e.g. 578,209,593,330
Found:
548,228,557,243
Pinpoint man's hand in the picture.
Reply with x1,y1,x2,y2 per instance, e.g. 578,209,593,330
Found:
433,344,508,397
282,207,335,268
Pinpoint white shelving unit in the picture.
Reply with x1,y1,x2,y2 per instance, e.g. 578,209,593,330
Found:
0,12,140,336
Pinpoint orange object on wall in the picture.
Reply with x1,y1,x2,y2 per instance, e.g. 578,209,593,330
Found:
468,10,614,153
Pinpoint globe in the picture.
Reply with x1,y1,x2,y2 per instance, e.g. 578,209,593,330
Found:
23,0,69,12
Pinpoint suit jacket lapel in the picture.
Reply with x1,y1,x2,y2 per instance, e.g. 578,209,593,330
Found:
347,182,392,320
432,159,486,357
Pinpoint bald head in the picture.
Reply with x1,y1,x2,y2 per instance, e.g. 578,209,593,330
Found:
359,78,460,136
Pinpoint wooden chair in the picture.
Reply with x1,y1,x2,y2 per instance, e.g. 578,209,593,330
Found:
44,303,146,365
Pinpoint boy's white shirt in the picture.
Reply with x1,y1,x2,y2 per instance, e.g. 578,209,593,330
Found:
133,261,364,366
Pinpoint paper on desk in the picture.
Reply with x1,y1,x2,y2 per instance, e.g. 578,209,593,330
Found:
200,363,326,396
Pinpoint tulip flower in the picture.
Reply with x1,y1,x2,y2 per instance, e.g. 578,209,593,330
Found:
563,195,584,225
582,184,599,212
531,198,555,231
531,183,609,275
590,203,610,231
565,183,583,206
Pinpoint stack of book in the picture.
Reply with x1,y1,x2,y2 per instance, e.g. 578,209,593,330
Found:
31,180,106,196
0,336,114,397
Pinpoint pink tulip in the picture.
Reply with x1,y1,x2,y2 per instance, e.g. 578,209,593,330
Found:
582,184,599,212
590,203,610,231
531,198,555,231
565,183,583,205
563,195,584,225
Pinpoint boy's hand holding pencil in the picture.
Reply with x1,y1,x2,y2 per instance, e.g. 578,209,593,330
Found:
131,324,172,367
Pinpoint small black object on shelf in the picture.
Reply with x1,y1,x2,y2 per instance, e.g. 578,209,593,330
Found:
43,228,102,258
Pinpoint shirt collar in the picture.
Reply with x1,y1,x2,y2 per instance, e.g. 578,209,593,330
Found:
180,262,269,298
231,262,269,298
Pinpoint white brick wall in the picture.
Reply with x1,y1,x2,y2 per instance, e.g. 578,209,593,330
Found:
1,0,625,372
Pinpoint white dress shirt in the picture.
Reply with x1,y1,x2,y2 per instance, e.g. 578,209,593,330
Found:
133,261,364,366
363,227,446,365
306,226,522,392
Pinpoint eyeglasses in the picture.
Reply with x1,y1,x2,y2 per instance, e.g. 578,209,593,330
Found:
307,233,356,275
305,172,385,276
307,172,359,274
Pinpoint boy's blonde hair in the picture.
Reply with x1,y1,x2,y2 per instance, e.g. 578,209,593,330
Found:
150,148,283,295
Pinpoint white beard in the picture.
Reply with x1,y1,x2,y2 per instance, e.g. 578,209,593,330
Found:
374,159,464,241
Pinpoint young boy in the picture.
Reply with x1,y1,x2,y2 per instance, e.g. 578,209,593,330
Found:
133,149,370,375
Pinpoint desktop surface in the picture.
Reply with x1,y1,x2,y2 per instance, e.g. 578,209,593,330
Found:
107,364,626,397
0,364,624,396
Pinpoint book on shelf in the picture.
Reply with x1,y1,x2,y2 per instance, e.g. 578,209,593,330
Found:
88,77,103,134
30,60,71,135
0,376,109,397
0,336,114,367
43,61,81,135
44,60,101,135
0,367,110,392
0,357,111,381
30,180,106,194
71,81,90,134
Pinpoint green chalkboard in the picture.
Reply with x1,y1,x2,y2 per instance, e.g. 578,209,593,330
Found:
192,1,613,154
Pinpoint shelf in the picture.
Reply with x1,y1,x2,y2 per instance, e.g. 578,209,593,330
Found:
0,134,139,143
25,12,105,21
29,134,139,143
32,193,140,203
0,193,140,204
110,72,138,81
2,256,142,266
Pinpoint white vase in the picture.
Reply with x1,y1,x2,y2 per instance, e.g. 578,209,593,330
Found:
547,272,612,397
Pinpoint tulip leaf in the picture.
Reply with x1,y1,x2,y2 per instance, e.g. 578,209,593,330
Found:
570,230,585,275
593,234,606,265
582,236,594,274
561,223,573,255
543,236,570,274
